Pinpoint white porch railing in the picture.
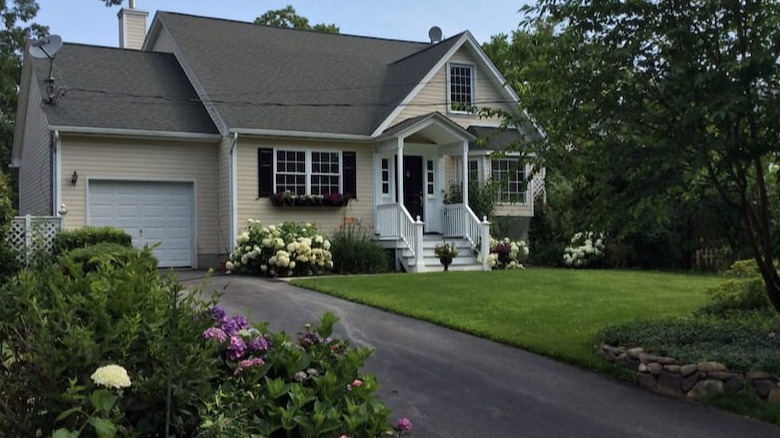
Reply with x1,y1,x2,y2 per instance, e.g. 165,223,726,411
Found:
7,215,64,265
442,204,490,270
375,203,424,270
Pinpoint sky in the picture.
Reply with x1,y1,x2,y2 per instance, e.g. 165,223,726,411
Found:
35,0,530,48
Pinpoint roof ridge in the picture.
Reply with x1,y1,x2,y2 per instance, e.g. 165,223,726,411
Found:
60,42,173,56
155,10,435,46
389,31,466,65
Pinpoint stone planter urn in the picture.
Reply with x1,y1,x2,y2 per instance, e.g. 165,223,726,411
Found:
440,255,453,271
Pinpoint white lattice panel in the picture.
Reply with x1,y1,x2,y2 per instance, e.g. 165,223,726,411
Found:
7,216,63,265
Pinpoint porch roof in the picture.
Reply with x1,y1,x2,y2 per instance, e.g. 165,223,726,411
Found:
378,112,476,144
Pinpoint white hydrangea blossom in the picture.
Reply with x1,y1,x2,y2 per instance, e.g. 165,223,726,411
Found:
563,231,606,268
91,364,131,389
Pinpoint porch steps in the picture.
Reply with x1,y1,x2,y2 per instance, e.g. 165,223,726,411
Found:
398,234,483,273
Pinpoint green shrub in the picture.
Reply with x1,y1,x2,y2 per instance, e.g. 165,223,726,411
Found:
62,242,158,273
698,259,771,316
0,172,19,280
54,226,132,254
330,218,391,274
197,312,407,437
0,248,221,435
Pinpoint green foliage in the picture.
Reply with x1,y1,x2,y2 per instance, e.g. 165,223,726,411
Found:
254,5,339,33
0,246,222,435
62,242,158,273
330,218,390,274
0,171,18,279
197,313,396,437
698,259,772,316
54,226,132,254
445,179,499,223
596,310,780,374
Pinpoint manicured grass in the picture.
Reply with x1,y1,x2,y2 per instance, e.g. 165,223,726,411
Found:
291,269,718,371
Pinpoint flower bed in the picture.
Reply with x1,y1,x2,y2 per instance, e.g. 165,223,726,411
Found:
226,220,333,277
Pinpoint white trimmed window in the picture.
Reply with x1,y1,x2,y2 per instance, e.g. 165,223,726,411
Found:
449,63,474,112
311,151,340,195
491,159,526,204
381,158,390,194
275,149,341,195
468,159,480,182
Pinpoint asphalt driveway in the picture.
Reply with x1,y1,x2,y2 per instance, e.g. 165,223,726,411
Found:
178,272,780,438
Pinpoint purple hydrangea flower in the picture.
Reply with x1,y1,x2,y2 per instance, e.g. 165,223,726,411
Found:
227,335,247,360
202,327,228,342
395,417,412,432
208,306,226,322
222,314,250,336
248,336,270,352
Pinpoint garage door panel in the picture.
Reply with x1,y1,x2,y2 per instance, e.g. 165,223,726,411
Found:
88,181,194,267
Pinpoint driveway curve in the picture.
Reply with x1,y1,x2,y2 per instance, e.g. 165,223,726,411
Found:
180,273,780,438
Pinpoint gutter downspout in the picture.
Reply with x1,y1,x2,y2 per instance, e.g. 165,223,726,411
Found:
229,132,238,252
52,130,61,216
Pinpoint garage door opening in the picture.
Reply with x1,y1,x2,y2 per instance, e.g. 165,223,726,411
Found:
88,180,194,268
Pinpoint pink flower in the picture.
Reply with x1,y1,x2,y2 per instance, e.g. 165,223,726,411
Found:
351,379,363,388
339,435,350,438
395,417,412,432
203,327,227,342
234,357,265,375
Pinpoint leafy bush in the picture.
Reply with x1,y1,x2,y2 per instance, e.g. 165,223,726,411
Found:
484,236,529,270
563,231,606,268
54,226,132,254
0,171,19,280
227,220,334,277
697,259,771,316
63,242,158,273
197,311,410,437
445,179,499,223
0,247,222,435
596,310,780,374
330,217,390,274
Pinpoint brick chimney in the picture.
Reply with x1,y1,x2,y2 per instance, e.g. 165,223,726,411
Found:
118,0,148,50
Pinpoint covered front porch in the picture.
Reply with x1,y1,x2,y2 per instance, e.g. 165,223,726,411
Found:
371,113,490,272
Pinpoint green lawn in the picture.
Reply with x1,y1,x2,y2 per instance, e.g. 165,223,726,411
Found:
291,269,719,371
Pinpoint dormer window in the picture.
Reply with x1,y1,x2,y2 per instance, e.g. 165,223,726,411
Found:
449,63,474,113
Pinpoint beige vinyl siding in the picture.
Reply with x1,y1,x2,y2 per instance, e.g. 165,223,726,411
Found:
149,26,176,53
236,137,374,236
119,9,148,50
393,47,515,129
495,204,533,218
59,136,221,263
218,136,233,254
18,80,52,215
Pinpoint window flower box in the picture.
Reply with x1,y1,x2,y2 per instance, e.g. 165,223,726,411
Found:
270,192,350,207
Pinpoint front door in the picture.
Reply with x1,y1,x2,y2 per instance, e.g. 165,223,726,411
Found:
402,155,424,221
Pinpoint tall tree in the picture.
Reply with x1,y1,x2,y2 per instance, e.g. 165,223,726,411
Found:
255,5,339,33
514,0,780,310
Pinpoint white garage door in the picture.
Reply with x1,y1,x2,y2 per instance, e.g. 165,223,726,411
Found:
88,180,194,267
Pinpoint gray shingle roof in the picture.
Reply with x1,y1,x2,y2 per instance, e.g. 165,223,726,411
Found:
155,12,463,135
467,125,542,151
31,43,217,133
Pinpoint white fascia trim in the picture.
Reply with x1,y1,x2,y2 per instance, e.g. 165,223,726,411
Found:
140,16,161,51
463,32,520,105
231,127,373,142
230,133,238,252
53,130,61,217
371,33,472,137
391,116,476,143
12,57,33,166
49,126,222,142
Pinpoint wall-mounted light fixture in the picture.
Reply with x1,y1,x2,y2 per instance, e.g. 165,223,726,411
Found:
70,171,78,185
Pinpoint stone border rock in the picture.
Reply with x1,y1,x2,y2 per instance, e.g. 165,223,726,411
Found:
598,344,780,404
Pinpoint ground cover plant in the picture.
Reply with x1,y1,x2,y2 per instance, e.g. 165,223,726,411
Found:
291,269,716,371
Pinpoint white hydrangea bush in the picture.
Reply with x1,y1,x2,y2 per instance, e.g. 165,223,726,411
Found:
477,237,530,270
563,231,606,268
226,220,333,277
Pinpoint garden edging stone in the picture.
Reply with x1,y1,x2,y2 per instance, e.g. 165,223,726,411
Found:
598,344,780,404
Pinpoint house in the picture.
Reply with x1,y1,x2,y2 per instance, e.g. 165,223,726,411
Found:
11,5,542,272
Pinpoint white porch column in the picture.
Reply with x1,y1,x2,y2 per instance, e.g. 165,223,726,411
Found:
461,139,469,207
396,136,404,207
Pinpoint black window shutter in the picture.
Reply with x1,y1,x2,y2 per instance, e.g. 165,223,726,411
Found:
258,148,274,197
343,151,357,199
